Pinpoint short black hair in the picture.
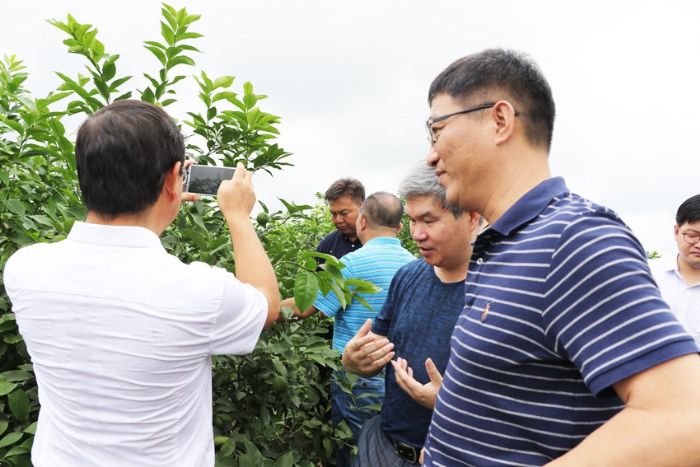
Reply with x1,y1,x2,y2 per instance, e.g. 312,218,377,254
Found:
360,192,403,229
75,100,185,217
429,48,556,150
324,178,365,205
676,195,700,225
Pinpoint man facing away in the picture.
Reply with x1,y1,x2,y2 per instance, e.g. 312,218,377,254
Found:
424,49,700,466
283,191,415,466
652,194,700,345
3,100,280,467
341,163,480,466
316,178,365,259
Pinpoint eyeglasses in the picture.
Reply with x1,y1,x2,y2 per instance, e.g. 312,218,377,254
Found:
680,231,700,245
425,102,520,145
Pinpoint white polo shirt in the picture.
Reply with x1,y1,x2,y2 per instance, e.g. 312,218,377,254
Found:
651,255,700,346
3,222,267,467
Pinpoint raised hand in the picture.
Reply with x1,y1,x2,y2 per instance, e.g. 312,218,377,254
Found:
391,356,442,409
342,319,395,377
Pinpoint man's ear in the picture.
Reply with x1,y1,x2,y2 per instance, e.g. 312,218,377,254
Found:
468,211,482,240
492,100,517,146
357,214,367,231
396,222,403,234
674,224,680,236
163,161,183,200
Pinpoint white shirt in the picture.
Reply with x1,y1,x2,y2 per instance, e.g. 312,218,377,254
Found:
3,222,267,467
651,254,700,346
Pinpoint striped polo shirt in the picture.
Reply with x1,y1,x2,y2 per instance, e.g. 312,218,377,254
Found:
424,177,698,466
314,236,415,354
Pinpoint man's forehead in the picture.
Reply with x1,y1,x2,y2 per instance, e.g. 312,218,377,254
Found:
328,196,360,210
679,220,700,231
406,195,447,216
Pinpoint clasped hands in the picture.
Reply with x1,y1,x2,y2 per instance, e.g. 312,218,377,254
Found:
342,318,443,409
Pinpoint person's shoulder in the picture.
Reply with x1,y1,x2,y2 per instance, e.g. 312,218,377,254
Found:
537,193,635,242
390,258,429,283
5,242,56,273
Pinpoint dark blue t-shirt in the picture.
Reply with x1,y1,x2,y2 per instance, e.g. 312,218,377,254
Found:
372,259,463,448
316,230,361,260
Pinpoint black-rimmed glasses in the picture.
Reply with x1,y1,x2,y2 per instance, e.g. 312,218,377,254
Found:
425,103,495,145
425,102,520,145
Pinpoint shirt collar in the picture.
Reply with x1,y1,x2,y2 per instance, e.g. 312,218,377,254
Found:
491,177,569,236
363,236,400,246
67,221,164,249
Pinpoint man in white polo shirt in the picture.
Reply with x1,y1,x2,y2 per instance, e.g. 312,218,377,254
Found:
653,194,700,345
3,100,279,467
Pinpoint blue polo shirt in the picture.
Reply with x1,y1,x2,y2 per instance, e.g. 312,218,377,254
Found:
314,236,415,354
372,259,463,449
424,177,698,466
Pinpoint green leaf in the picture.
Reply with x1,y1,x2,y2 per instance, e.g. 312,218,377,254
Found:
212,91,237,103
0,371,33,383
102,61,116,81
23,422,37,434
141,87,156,103
168,55,195,67
109,75,131,91
213,75,235,90
294,270,319,312
0,421,7,436
0,431,22,449
160,21,175,45
8,388,30,422
145,45,166,66
4,444,30,458
4,199,26,216
273,452,295,467
0,380,18,396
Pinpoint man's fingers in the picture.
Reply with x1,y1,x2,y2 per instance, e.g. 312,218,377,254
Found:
425,357,443,384
366,341,394,362
181,193,200,202
356,319,372,338
233,162,246,180
351,332,382,353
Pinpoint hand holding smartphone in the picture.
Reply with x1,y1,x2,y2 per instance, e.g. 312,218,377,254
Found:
184,164,236,195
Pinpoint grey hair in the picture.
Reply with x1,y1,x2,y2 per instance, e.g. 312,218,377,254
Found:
398,163,462,217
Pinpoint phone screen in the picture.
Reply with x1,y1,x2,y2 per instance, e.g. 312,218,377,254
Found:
184,165,236,195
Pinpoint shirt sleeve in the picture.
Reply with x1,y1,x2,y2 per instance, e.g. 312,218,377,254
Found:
543,211,698,395
372,268,404,336
208,271,268,355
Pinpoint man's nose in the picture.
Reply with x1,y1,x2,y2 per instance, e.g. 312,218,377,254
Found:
412,227,428,241
426,145,438,166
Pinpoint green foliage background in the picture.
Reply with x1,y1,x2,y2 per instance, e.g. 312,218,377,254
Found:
0,4,418,465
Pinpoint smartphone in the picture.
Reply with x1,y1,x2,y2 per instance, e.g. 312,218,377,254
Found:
184,165,236,195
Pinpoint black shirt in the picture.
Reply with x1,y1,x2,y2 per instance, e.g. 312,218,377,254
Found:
315,230,361,260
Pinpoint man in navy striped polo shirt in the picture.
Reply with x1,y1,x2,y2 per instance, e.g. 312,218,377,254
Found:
423,49,700,466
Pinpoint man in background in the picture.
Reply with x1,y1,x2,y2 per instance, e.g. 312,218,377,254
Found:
342,163,480,465
652,194,700,345
284,191,414,466
4,100,279,467
316,178,365,259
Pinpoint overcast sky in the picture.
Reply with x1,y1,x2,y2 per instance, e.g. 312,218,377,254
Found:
3,1,699,256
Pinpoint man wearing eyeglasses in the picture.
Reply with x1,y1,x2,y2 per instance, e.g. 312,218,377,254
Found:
652,195,700,346
423,48,700,466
